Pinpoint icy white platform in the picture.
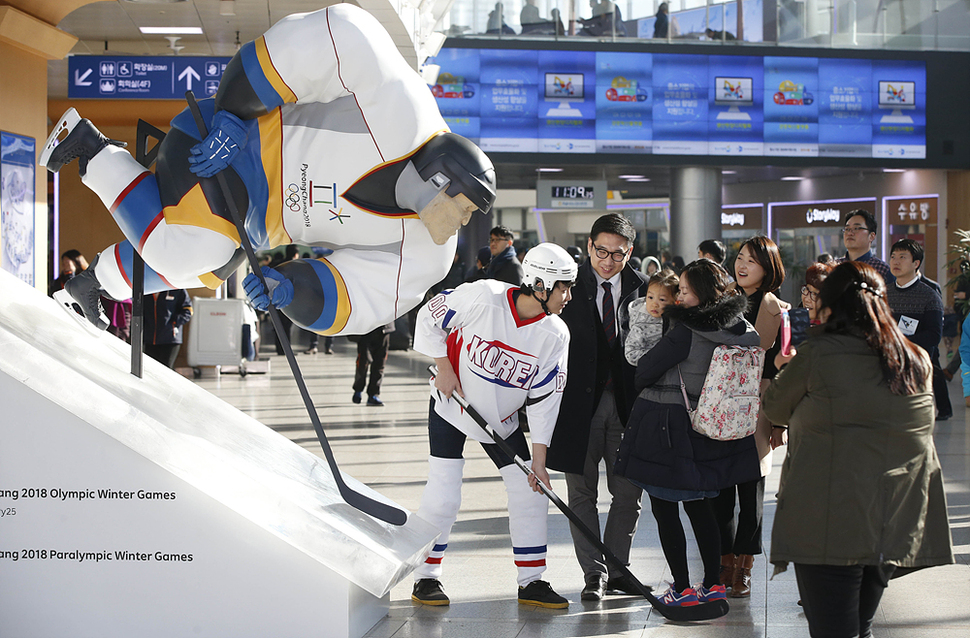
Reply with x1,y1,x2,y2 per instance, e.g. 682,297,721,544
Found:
0,271,437,638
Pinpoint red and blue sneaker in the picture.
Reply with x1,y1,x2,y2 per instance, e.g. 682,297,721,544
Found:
656,585,699,607
695,583,727,603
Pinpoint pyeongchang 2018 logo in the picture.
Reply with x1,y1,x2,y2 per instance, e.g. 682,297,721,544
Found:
466,335,539,389
284,164,342,228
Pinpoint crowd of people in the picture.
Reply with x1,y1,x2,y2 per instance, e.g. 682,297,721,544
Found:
52,206,956,632
479,1,730,40
402,211,952,635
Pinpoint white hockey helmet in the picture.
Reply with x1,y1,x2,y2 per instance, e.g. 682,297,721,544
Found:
522,243,579,293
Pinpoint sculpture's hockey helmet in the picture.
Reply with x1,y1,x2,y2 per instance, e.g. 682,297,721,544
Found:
412,133,497,215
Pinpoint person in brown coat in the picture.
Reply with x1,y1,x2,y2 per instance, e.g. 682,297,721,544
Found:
764,261,952,638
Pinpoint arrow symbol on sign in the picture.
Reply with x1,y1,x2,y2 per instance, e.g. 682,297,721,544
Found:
74,68,93,86
178,65,200,91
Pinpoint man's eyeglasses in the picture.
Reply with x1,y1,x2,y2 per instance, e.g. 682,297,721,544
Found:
842,225,871,235
592,243,630,263
801,286,819,300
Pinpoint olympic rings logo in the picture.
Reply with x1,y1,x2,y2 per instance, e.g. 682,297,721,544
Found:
284,183,302,211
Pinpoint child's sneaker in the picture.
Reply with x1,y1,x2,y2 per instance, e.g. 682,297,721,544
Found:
518,579,568,609
695,583,727,603
411,578,450,606
656,584,699,607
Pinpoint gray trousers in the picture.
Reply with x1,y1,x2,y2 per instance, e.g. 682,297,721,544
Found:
564,390,643,580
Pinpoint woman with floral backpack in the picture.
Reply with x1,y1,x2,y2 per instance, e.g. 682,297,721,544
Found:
614,259,761,610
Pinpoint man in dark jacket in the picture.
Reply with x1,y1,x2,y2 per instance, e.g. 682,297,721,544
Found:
485,226,524,285
546,214,648,601
143,289,193,369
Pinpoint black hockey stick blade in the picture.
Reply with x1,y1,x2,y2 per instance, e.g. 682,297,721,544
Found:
186,91,407,526
430,366,728,622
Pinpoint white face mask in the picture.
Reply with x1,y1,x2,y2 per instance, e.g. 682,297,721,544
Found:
419,191,476,245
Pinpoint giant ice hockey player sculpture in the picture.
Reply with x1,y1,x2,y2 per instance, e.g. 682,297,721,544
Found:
42,4,496,337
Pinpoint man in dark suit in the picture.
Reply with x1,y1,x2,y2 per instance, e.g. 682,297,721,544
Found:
547,214,648,601
484,225,524,286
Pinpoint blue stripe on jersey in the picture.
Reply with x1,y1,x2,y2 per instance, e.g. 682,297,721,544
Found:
513,545,547,555
471,370,517,388
115,241,172,294
305,259,341,332
170,96,213,141
432,543,448,552
442,309,456,330
240,41,285,113
233,120,270,249
112,173,162,249
533,365,560,389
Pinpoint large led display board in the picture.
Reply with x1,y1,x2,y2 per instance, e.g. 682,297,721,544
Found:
430,48,926,160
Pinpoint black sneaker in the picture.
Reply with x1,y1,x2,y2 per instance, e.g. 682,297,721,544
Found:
63,255,109,331
41,109,125,177
518,580,568,609
411,579,449,606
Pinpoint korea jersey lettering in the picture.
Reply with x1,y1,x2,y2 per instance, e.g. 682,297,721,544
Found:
414,280,570,447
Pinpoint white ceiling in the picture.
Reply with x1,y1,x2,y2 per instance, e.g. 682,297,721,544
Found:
48,1,377,98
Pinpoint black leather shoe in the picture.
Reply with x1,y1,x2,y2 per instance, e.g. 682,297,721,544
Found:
606,575,641,596
580,574,606,601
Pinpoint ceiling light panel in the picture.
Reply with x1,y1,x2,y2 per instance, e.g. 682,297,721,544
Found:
140,26,204,34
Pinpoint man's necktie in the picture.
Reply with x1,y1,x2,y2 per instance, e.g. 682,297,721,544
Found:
602,282,616,347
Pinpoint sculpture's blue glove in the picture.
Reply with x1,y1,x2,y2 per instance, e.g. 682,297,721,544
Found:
243,266,294,311
188,110,248,178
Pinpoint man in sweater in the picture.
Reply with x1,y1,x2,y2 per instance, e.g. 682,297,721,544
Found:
887,238,948,419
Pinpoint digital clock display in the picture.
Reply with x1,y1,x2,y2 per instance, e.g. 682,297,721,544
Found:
551,186,594,199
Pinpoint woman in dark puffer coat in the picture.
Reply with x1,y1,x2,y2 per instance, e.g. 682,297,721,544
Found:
615,259,761,609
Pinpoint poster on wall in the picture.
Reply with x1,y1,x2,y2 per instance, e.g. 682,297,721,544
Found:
1,132,35,286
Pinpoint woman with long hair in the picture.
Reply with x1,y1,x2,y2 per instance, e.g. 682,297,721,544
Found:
51,249,89,295
764,261,952,638
615,259,761,608
714,235,788,597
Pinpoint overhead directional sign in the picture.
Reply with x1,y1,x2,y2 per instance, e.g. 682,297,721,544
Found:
68,55,231,100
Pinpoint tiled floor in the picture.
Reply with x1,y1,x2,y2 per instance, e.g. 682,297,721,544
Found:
193,338,970,638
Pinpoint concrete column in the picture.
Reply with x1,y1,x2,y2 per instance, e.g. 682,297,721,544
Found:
669,166,722,263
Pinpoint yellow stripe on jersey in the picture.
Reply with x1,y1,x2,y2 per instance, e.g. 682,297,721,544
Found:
258,110,292,248
163,183,240,243
318,258,352,336
198,272,225,290
254,36,297,104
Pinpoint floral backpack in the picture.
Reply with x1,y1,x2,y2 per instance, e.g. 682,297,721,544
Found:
678,345,764,441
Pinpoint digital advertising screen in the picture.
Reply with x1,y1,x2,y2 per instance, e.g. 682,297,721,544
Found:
429,47,928,160
594,51,653,153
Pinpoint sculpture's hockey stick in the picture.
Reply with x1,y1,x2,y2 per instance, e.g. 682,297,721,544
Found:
186,91,407,526
429,366,729,621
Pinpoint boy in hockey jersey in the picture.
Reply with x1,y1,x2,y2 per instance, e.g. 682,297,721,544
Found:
411,243,577,608
41,4,495,339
